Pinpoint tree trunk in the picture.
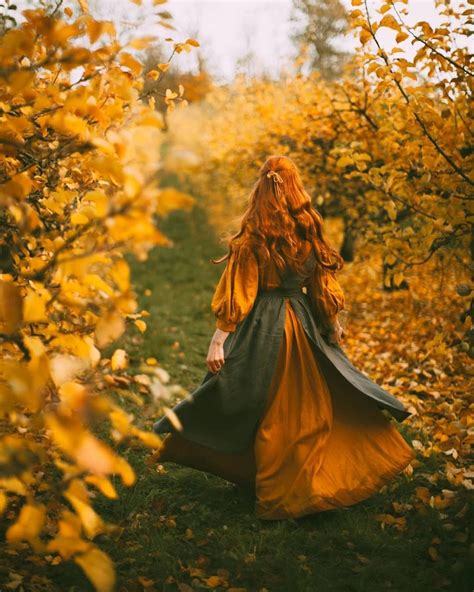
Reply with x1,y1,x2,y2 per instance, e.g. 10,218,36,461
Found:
340,218,355,262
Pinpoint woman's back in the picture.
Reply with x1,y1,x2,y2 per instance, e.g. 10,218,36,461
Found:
211,237,343,335
257,239,316,292
154,155,414,521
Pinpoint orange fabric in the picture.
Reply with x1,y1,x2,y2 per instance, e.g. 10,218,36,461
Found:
156,301,415,519
157,431,256,490
211,243,260,332
211,240,345,334
254,302,414,519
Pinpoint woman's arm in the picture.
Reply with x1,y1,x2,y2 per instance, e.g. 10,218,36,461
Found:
208,243,259,373
327,317,344,345
306,265,345,342
206,328,229,373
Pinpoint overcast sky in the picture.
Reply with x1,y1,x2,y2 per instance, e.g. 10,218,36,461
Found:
83,0,470,82
80,0,471,82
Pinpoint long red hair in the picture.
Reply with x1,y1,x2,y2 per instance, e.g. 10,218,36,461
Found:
213,155,344,275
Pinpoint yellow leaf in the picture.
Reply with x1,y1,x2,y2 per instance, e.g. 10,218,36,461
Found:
0,491,7,515
0,281,23,334
134,429,162,448
0,477,27,495
84,190,109,218
75,547,116,592
49,354,89,387
45,414,132,485
128,36,156,49
23,336,45,359
9,171,33,198
119,52,143,76
62,113,89,137
146,69,160,80
359,29,372,45
95,312,125,348
111,349,128,370
186,38,200,47
83,273,115,296
385,200,397,221
64,479,106,539
379,14,400,31
164,406,183,431
50,334,96,359
78,0,89,14
415,486,431,504
336,155,354,168
110,258,130,292
6,503,46,552
115,456,135,486
205,576,226,588
393,272,404,287
47,510,89,559
165,88,178,100
71,212,90,225
85,475,118,499
85,17,106,43
8,70,35,93
134,319,147,332
124,173,141,198
396,31,409,43
23,285,51,323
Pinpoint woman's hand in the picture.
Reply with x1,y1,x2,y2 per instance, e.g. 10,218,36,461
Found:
206,328,229,373
327,318,345,345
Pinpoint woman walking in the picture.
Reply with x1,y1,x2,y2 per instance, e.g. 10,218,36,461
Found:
153,155,414,520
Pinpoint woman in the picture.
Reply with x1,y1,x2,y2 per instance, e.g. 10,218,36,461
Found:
153,155,415,520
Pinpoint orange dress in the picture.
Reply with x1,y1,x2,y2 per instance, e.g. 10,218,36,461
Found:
156,241,415,519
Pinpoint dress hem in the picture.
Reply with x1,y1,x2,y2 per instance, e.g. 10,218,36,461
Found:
255,447,415,521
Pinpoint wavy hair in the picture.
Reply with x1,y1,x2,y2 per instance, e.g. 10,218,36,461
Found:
213,155,344,275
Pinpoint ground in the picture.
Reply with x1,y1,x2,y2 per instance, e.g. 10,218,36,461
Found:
0,207,471,592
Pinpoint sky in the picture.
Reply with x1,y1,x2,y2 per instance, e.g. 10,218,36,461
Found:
11,0,460,84
82,0,471,83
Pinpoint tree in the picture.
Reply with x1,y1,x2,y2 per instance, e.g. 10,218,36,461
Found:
291,0,353,80
0,2,196,589
166,0,472,353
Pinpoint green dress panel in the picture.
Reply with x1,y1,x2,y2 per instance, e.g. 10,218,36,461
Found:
153,250,412,453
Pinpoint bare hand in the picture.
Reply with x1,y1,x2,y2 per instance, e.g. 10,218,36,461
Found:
327,319,345,345
207,329,229,373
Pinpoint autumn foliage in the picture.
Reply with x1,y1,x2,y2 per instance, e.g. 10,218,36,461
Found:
0,0,472,588
0,2,196,590
159,1,473,558
169,0,472,351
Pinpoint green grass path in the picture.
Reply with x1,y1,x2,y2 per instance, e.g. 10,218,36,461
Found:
44,208,471,592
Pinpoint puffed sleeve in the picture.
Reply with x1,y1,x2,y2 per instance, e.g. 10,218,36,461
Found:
211,243,259,332
306,265,345,333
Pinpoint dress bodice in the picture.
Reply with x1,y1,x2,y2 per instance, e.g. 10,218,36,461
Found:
211,240,345,333
257,241,316,292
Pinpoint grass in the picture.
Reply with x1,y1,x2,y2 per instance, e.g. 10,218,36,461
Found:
1,207,471,592
103,207,470,592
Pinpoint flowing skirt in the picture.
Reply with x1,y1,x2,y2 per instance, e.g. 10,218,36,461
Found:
156,302,415,519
